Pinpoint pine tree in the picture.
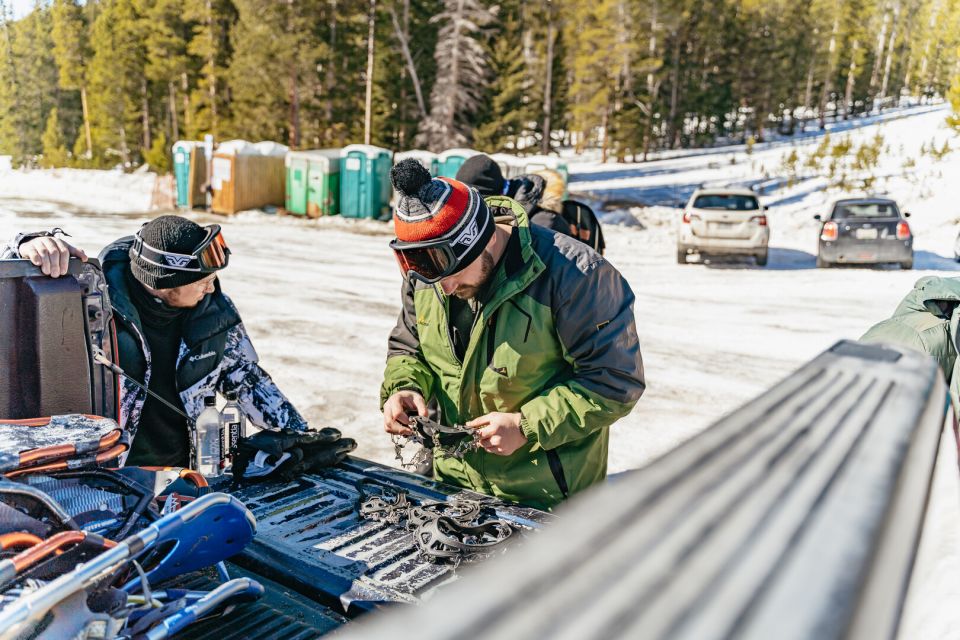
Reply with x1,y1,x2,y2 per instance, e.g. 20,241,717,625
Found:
144,0,192,147
415,0,495,151
0,3,60,166
184,0,236,138
41,107,70,167
51,0,92,158
87,0,148,167
472,1,530,153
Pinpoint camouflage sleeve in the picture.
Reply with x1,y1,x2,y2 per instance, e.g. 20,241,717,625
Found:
218,324,309,432
1,230,70,259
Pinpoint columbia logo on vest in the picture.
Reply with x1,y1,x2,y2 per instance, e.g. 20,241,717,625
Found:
188,351,215,363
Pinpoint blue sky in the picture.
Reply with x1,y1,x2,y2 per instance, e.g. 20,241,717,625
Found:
9,0,38,20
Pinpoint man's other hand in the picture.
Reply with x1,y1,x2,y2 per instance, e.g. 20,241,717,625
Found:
20,236,87,278
382,390,427,436
468,412,527,456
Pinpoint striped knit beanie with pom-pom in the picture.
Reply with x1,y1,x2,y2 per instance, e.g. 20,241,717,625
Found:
390,159,494,276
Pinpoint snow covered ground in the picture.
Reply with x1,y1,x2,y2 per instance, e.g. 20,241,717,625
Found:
1,103,958,636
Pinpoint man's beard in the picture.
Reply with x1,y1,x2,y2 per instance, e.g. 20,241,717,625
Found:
451,251,496,300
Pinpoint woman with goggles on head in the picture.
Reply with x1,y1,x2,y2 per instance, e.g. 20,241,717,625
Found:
7,215,311,468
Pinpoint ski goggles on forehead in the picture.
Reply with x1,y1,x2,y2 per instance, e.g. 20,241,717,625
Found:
132,224,230,273
390,237,465,284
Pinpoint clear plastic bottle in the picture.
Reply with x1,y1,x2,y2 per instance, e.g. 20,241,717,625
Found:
195,395,222,477
220,390,246,464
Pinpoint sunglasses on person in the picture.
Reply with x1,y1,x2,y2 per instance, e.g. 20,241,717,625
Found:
390,237,462,284
132,224,230,273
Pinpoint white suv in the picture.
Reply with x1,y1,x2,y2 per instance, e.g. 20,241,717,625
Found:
676,188,770,266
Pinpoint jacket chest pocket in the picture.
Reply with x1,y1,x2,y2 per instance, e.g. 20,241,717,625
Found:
479,309,562,411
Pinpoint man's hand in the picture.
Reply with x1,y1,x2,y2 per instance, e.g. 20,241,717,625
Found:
382,390,427,436
19,236,87,278
468,412,527,456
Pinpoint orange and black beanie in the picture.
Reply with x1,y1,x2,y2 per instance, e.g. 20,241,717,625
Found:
391,159,493,275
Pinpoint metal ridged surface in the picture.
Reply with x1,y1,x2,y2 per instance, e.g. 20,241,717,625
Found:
341,340,947,640
225,458,550,613
163,566,347,639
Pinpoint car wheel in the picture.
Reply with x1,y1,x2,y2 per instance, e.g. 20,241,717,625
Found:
755,251,768,267
900,259,913,270
677,248,688,264
816,255,829,269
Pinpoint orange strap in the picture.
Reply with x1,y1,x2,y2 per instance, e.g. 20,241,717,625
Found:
0,414,104,426
5,441,129,478
0,532,42,551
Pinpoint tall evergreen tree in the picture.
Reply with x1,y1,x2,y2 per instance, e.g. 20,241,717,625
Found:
415,0,495,151
51,0,92,158
87,0,148,167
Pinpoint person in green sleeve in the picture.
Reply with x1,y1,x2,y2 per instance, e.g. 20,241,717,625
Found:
380,160,645,510
861,276,960,416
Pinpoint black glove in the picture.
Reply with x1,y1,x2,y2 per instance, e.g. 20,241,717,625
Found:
232,427,355,484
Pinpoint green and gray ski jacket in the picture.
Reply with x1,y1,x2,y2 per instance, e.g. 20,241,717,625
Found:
861,276,960,415
380,198,645,510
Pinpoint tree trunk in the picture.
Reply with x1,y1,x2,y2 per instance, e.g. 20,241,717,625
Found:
879,2,900,108
818,16,839,130
643,1,659,161
287,0,300,148
207,0,218,135
168,81,179,141
600,106,609,163
80,85,93,158
869,5,890,93
141,77,151,153
388,5,426,118
181,72,191,136
843,40,858,119
325,0,336,134
668,35,680,149
363,0,376,145
541,2,555,155
801,52,816,132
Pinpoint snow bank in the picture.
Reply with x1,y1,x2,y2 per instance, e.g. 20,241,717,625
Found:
0,167,156,214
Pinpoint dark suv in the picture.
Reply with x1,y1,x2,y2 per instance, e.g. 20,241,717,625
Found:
814,198,913,269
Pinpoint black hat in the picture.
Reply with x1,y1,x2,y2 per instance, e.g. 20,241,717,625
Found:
129,215,211,290
455,154,506,197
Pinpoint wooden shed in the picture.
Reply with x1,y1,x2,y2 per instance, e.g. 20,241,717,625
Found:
211,141,288,215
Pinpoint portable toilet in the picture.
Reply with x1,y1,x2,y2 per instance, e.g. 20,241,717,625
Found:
211,140,288,215
340,144,393,219
172,141,197,208
394,150,438,176
436,148,479,178
286,149,341,217
490,153,526,180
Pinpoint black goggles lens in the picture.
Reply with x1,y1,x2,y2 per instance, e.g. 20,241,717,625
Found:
391,241,456,284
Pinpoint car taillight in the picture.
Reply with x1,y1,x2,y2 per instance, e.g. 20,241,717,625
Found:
682,211,691,224
750,215,767,226
821,221,838,241
896,221,911,240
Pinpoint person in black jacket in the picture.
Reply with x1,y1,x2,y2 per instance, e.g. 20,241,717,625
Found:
6,216,308,467
455,154,605,254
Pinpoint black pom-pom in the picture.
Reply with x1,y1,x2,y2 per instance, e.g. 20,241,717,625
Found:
391,159,432,197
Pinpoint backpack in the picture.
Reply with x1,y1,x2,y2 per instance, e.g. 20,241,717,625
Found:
560,200,606,255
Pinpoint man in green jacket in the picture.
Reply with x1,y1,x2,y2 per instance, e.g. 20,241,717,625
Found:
862,275,960,415
380,160,645,510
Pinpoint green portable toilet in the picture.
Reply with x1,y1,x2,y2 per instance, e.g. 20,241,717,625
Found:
394,150,439,177
340,144,393,219
172,141,198,209
436,148,479,178
286,149,341,217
